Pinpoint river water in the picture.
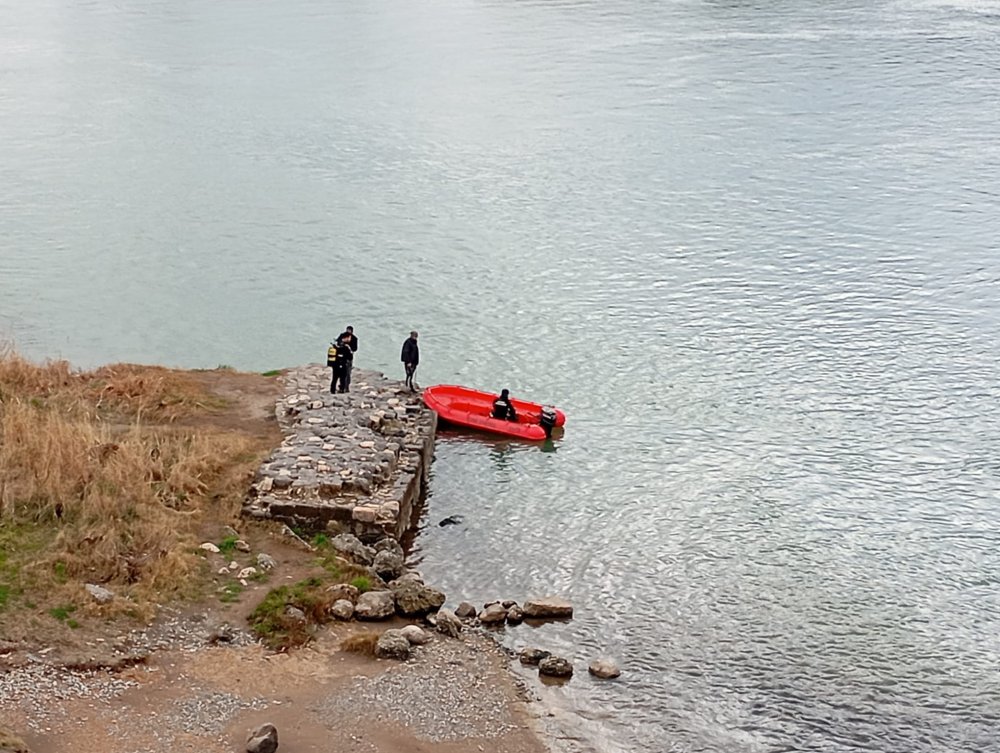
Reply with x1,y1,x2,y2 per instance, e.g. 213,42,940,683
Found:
3,0,1000,750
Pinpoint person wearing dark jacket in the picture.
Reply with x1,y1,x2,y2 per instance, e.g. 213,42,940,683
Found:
401,331,419,391
327,339,352,394
492,389,518,421
336,326,358,392
337,326,358,354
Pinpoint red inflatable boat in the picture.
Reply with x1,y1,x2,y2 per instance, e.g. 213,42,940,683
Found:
422,385,566,441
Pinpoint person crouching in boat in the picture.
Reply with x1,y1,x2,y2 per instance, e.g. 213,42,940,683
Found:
492,389,518,422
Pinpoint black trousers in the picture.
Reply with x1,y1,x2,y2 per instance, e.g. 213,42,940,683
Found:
404,362,417,389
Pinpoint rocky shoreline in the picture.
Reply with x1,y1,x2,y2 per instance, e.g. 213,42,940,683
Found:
0,365,617,753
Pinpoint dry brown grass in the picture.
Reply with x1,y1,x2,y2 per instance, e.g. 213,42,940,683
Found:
0,726,30,753
0,349,270,622
340,632,380,657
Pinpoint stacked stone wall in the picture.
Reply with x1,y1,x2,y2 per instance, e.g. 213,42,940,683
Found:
242,365,436,539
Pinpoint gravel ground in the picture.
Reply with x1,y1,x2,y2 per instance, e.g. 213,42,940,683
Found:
318,633,519,742
0,663,138,733
160,690,270,735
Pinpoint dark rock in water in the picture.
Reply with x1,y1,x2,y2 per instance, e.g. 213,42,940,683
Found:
519,647,551,666
501,599,517,609
455,601,477,619
478,603,507,624
438,515,464,527
523,596,573,619
246,723,278,753
506,605,525,624
539,655,574,678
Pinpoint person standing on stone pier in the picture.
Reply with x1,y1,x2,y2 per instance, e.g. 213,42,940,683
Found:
336,325,358,392
333,338,354,393
401,330,419,391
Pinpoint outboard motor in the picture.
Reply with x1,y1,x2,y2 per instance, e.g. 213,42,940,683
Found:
539,406,558,438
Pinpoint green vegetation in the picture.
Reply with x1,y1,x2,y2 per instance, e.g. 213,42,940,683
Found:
218,535,240,555
48,604,77,624
350,576,372,593
261,370,282,377
311,532,329,549
249,576,338,649
219,582,244,603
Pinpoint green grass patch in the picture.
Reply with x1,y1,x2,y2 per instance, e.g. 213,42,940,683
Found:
49,604,77,622
261,370,282,377
311,532,329,549
249,577,337,650
218,536,239,555
350,576,372,593
0,584,10,609
219,582,244,603
53,561,68,583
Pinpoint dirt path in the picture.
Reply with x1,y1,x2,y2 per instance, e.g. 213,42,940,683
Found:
3,627,549,753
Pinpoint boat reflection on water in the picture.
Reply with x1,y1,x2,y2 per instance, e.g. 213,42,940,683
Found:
434,425,563,455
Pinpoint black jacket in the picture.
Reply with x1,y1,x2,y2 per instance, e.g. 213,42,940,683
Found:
338,332,358,353
492,397,517,421
401,337,419,365
335,340,354,366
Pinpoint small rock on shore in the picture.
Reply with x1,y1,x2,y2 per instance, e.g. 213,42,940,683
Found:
246,723,278,753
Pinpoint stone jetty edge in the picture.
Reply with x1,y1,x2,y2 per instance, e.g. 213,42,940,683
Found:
242,364,436,539
240,364,615,680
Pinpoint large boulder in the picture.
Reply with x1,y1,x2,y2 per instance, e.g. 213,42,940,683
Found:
523,597,573,619
373,537,405,558
400,625,432,645
506,605,525,624
326,583,360,604
246,723,278,753
330,599,355,621
538,655,574,678
455,601,477,619
375,629,412,660
354,590,395,620
435,608,463,638
330,534,375,566
389,579,445,617
373,549,405,581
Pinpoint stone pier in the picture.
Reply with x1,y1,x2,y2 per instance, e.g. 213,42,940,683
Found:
242,364,436,539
